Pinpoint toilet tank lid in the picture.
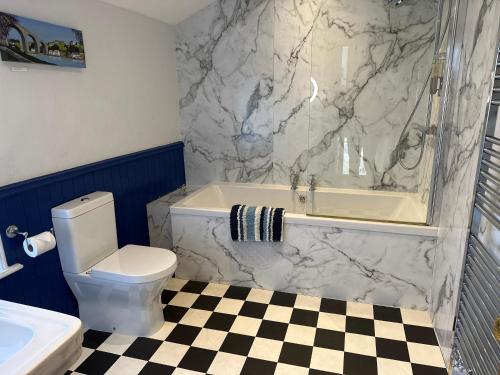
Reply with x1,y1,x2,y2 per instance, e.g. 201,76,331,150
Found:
52,192,114,219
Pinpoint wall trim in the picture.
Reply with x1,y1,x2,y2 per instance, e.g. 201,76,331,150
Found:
0,142,184,197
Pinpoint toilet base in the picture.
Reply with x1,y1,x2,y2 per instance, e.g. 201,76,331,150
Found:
64,272,171,336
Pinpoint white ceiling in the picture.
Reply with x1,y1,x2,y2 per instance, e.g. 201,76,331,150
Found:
99,0,215,25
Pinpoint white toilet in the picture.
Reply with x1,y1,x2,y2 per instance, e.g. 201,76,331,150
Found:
51,191,177,336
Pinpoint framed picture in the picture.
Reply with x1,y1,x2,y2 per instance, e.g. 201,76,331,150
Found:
0,12,85,68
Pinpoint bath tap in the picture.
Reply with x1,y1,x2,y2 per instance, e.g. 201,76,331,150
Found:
309,174,317,192
290,173,299,191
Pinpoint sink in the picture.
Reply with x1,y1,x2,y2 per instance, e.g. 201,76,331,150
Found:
0,300,83,375
0,319,34,363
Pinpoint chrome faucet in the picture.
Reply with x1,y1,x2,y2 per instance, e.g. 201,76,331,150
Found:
290,173,299,191
309,174,317,192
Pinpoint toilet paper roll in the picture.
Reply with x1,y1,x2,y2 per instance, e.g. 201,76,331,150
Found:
23,232,57,258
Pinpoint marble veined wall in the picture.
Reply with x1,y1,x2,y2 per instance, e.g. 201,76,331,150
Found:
176,0,439,190
430,0,500,365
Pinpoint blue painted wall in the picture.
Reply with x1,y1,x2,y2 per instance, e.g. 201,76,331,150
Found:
0,142,185,316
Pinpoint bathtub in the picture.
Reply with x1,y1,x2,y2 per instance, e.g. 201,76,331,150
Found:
169,182,438,309
172,182,434,234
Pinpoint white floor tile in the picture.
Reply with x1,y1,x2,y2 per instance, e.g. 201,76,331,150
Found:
105,356,146,375
284,324,316,346
407,342,446,367
178,308,212,327
147,322,176,340
149,342,190,367
229,315,261,336
169,292,199,308
201,283,230,297
310,347,344,373
344,332,377,357
97,334,136,355
274,362,309,375
294,294,321,311
400,308,433,327
317,312,346,332
167,278,188,291
246,288,274,304
207,352,246,375
346,301,374,319
374,320,407,341
248,337,283,362
191,328,228,351
263,305,293,323
214,298,245,315
377,357,413,375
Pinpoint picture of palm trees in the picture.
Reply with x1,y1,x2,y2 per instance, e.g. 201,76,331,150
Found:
0,12,85,68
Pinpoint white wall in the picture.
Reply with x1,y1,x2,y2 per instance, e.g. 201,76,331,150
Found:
0,0,181,186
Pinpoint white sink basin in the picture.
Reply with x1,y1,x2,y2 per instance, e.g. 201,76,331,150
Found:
0,300,83,375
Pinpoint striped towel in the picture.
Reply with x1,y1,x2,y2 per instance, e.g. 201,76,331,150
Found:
230,205,285,242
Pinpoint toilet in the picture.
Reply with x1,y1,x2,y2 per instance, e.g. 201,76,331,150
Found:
51,191,177,336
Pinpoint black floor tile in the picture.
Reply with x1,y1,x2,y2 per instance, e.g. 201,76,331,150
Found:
314,328,345,351
224,285,251,300
161,290,177,305
178,347,217,373
82,330,112,349
239,301,268,319
219,333,255,356
320,298,347,315
138,362,175,375
345,316,375,336
375,337,410,362
309,370,342,375
163,305,189,323
181,280,209,294
411,364,448,375
270,291,297,307
373,305,403,323
278,342,313,367
75,350,119,375
240,358,277,375
256,320,288,341
404,324,439,345
166,324,202,345
204,312,237,331
123,337,163,360
290,308,319,327
192,295,221,311
343,352,377,375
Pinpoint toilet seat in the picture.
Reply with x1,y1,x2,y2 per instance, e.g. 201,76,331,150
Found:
91,245,177,284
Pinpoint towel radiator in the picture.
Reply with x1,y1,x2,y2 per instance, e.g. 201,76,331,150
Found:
452,45,500,375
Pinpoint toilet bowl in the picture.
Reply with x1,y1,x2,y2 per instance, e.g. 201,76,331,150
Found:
64,245,176,336
52,192,177,336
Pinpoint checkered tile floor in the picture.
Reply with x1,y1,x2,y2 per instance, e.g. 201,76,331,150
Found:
67,278,447,375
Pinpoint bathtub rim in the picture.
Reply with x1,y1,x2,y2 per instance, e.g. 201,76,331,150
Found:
171,183,439,238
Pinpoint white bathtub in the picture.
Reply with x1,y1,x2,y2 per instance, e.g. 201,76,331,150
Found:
171,182,436,237
168,182,439,309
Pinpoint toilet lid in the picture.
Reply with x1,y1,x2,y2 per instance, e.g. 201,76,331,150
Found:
91,245,177,284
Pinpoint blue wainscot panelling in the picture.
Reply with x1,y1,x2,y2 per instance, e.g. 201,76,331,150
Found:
0,142,185,316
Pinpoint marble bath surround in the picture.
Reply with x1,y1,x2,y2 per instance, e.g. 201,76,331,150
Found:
149,184,438,311
176,0,439,194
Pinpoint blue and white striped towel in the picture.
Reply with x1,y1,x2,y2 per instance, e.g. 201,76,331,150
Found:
230,205,285,242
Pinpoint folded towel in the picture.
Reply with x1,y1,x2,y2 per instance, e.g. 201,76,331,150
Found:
230,205,285,242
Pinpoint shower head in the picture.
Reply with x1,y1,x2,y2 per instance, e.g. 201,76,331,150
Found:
388,0,404,6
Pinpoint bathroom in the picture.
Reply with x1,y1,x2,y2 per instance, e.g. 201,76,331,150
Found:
0,0,498,374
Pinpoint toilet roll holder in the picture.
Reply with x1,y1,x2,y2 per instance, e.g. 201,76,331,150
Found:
5,225,55,240
5,225,29,240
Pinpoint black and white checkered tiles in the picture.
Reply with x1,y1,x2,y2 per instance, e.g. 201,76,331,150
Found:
67,278,447,375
